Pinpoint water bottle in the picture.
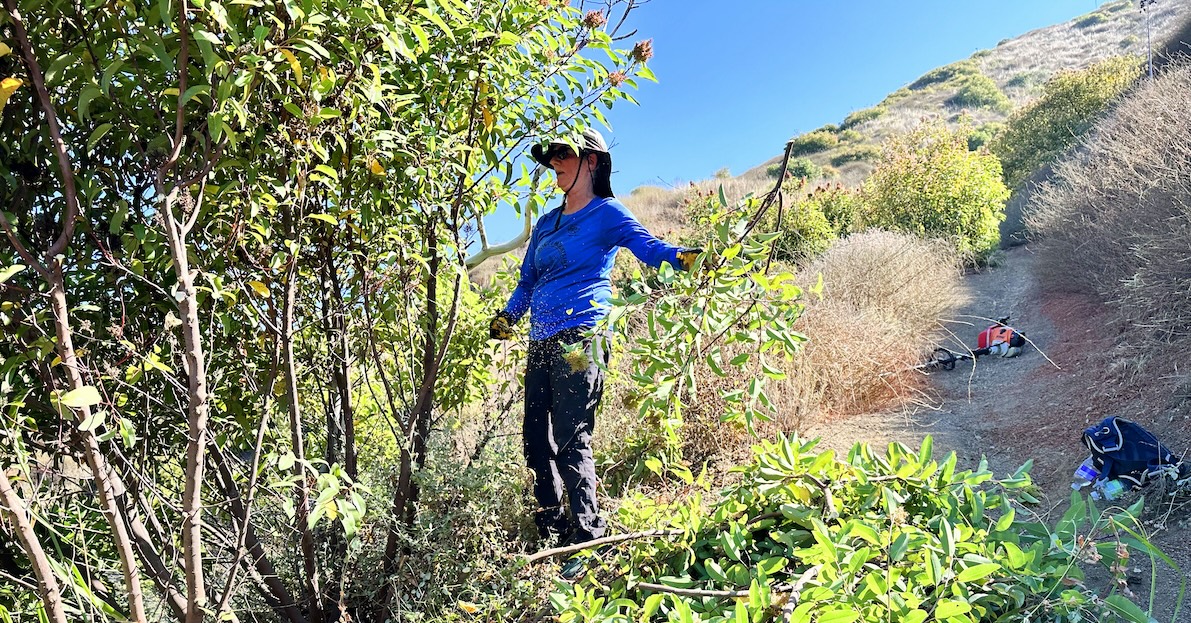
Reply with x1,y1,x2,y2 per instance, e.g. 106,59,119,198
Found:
1072,456,1099,490
1091,479,1125,501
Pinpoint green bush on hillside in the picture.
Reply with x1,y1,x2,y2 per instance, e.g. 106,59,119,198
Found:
789,130,840,156
830,145,881,167
967,122,1004,151
863,121,1009,261
550,435,1162,623
807,183,864,236
841,106,886,129
761,195,836,262
991,55,1142,189
1075,12,1111,28
838,128,864,143
767,157,823,180
946,74,1012,112
909,59,980,90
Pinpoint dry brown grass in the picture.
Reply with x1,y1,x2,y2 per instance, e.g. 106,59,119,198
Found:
1027,60,1191,373
777,230,966,429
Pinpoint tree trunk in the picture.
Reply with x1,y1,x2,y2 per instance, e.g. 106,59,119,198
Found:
160,203,213,623
47,270,149,622
0,468,68,623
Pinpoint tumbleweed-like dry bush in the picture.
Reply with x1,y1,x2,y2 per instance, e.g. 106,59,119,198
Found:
1028,60,1191,371
780,230,966,429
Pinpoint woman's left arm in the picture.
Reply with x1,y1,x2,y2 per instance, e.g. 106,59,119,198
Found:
605,202,684,269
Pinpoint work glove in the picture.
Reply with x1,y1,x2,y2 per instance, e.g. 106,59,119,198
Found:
676,248,703,272
489,311,515,340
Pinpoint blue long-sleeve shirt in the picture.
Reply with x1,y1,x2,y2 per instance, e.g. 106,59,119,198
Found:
505,197,684,340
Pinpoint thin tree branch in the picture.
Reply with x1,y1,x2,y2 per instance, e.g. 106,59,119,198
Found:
0,468,69,623
2,0,82,263
522,529,684,564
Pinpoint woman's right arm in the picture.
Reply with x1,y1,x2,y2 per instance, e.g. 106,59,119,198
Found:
503,226,539,324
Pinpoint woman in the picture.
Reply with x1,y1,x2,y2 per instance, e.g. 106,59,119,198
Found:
489,127,697,547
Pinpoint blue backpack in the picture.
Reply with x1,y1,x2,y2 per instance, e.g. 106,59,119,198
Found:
1081,416,1183,488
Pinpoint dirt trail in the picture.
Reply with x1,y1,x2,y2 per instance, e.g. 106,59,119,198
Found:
810,245,1075,489
807,244,1191,621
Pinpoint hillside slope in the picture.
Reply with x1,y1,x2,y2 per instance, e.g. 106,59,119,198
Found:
742,0,1190,185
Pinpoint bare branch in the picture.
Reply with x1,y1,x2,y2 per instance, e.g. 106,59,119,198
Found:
522,529,683,564
1,0,82,263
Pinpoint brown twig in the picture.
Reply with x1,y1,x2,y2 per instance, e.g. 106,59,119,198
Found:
521,529,684,564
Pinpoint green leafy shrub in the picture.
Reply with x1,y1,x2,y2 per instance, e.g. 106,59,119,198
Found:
991,55,1142,188
830,145,881,167
838,128,864,143
945,74,1012,112
909,59,979,90
789,131,840,157
768,157,823,180
604,191,808,479
1075,12,1110,28
807,184,864,236
761,193,837,262
550,435,1170,623
863,121,1009,261
966,122,1004,151
1120,34,1140,49
841,106,886,129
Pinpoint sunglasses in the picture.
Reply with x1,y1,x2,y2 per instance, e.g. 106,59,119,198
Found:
544,145,580,165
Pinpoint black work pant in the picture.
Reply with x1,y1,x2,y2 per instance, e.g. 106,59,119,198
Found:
523,328,609,543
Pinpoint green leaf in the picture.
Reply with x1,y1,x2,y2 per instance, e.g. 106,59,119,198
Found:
78,85,102,122
180,84,210,107
1103,594,1154,623
0,264,26,284
307,213,338,226
88,123,113,151
57,386,102,409
278,452,296,471
994,506,1016,532
919,435,933,465
818,609,859,623
955,562,1000,583
312,165,339,181
903,609,928,623
640,593,663,619
934,599,972,619
78,409,105,432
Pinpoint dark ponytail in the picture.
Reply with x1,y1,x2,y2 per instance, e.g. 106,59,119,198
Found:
592,151,614,198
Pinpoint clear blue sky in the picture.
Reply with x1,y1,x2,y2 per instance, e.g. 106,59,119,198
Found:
483,1,1107,243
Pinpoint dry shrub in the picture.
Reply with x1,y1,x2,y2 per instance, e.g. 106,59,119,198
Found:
778,230,965,429
1028,60,1191,363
